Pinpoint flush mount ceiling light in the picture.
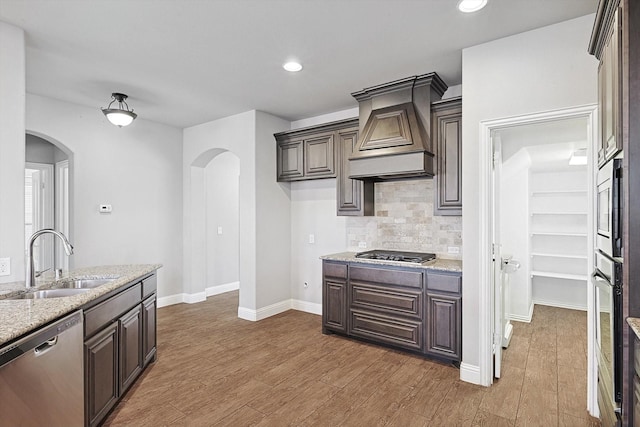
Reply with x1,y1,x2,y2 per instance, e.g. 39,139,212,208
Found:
569,149,588,166
101,93,138,127
457,0,487,13
283,61,303,72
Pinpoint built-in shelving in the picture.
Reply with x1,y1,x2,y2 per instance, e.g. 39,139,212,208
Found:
529,169,589,310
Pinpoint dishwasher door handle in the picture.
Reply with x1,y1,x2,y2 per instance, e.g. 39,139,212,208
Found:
34,336,58,356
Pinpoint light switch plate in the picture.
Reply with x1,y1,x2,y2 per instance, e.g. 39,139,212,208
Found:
448,246,460,254
308,234,315,244
0,258,10,276
99,204,112,213
217,226,223,235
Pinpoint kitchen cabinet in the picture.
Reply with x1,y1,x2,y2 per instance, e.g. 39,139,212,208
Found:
425,271,462,361
597,7,621,166
336,125,374,216
83,273,157,427
322,261,348,334
431,97,462,216
276,129,336,181
85,322,119,427
322,260,461,362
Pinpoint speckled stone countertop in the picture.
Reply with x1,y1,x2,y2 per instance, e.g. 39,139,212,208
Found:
0,264,161,347
628,318,640,340
320,252,462,272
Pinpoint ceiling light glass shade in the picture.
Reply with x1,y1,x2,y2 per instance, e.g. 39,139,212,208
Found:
457,0,487,13
283,61,303,72
101,93,137,127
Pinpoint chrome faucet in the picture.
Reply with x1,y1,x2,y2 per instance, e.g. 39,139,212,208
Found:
26,229,74,288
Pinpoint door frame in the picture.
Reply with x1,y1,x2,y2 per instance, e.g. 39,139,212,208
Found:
25,162,55,271
477,104,597,413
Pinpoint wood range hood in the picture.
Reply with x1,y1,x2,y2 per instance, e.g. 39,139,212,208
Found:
349,73,448,181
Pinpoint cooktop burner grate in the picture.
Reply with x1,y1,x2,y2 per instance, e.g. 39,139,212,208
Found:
355,250,436,263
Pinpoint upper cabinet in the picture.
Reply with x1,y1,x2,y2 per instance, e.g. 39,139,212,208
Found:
274,118,374,216
431,97,462,216
591,2,622,167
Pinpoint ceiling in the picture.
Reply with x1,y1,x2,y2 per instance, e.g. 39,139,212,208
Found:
0,0,598,129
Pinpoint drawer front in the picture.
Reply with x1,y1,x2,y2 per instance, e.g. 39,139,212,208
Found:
142,274,157,298
350,266,423,289
85,284,142,338
349,309,422,351
426,271,461,294
323,261,347,280
351,283,422,319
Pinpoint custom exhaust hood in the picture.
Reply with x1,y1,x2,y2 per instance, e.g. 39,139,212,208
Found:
349,73,448,180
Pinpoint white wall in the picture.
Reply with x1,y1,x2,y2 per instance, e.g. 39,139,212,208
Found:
0,21,26,284
26,94,183,298
500,149,532,321
183,110,291,316
461,15,598,373
205,151,240,288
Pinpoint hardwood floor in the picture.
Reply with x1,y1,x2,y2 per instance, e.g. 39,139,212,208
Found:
104,292,600,426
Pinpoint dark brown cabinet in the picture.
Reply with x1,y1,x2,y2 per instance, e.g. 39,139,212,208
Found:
83,272,157,427
322,260,461,362
85,322,119,427
597,7,621,167
431,97,462,216
336,126,374,216
275,128,336,181
119,305,142,394
322,261,348,334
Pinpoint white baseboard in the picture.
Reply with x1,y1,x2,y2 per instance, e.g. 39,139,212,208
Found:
533,298,587,311
157,294,185,308
292,299,322,315
206,281,239,297
238,299,292,321
459,362,483,385
507,302,534,323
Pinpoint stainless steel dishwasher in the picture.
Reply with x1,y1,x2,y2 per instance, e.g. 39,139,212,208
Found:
0,310,84,426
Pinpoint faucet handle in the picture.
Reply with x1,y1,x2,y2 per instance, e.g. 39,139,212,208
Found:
34,267,52,278
55,269,63,280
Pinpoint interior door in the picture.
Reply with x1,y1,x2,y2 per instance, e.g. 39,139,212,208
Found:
492,136,503,379
25,163,54,272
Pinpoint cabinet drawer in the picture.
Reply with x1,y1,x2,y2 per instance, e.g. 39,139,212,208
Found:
350,266,423,289
324,262,347,279
349,309,422,351
351,283,422,319
85,284,142,338
426,271,461,294
142,274,157,298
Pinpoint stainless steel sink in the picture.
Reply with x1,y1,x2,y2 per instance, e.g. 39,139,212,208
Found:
18,288,92,299
60,278,117,289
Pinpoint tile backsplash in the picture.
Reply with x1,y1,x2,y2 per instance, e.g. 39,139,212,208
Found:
346,179,462,259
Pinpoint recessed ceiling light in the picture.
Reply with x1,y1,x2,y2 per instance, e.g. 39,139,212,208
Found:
283,61,303,72
457,0,487,13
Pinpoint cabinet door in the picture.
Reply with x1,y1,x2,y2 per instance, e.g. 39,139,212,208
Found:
119,305,143,394
323,279,347,333
599,8,621,166
142,294,157,366
85,322,119,427
425,293,461,361
304,133,336,178
432,101,462,216
337,128,374,216
277,139,304,181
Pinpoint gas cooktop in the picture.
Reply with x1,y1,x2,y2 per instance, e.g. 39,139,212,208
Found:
355,250,436,263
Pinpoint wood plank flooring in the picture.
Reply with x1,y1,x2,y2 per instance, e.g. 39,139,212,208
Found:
104,292,600,426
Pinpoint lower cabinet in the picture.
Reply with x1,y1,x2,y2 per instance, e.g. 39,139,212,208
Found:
322,261,462,363
85,322,119,427
83,273,157,427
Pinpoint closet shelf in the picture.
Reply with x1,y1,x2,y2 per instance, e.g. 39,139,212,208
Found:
530,271,588,281
531,190,588,196
530,212,587,216
531,252,588,260
531,232,588,237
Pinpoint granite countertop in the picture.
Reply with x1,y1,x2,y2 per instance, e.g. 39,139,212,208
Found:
0,264,161,347
628,317,640,340
320,252,462,273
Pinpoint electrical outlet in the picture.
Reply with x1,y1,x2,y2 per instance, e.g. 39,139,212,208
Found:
0,258,10,276
217,226,223,235
358,241,367,249
304,282,309,288
308,234,315,244
448,246,460,254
